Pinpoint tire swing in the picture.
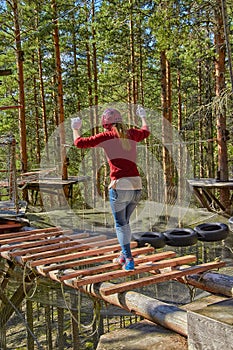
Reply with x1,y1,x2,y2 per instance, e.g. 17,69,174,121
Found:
133,232,166,249
194,222,229,242
163,228,198,247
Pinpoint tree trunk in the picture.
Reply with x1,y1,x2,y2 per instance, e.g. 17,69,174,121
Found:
33,68,41,165
38,40,49,162
160,50,174,207
214,0,230,212
12,0,27,174
51,0,67,180
129,0,137,106
71,10,81,111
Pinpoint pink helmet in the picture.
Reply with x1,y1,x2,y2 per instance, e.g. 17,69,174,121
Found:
101,108,122,129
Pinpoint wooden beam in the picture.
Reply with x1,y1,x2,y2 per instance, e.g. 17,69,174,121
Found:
69,255,197,288
0,226,62,240
0,228,71,246
101,261,225,296
0,272,36,327
59,251,177,281
20,236,117,261
29,241,139,267
36,246,156,274
11,237,117,259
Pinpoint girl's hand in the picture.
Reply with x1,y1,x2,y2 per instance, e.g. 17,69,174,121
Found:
71,117,82,130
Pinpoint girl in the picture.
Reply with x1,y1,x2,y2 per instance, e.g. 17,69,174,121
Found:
71,107,150,271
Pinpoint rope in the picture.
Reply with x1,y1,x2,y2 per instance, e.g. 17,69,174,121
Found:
22,262,38,299
182,267,222,303
60,283,101,338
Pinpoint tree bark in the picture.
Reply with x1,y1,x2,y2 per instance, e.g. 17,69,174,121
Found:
214,0,230,211
82,282,188,336
160,50,174,207
51,0,67,180
12,0,27,174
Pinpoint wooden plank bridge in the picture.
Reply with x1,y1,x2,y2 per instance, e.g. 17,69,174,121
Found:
0,226,225,298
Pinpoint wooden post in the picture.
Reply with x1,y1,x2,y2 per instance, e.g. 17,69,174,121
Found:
26,299,34,350
0,272,36,327
45,305,53,350
70,293,80,349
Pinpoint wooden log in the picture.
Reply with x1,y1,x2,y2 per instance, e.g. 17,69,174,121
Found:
81,282,188,336
180,271,233,297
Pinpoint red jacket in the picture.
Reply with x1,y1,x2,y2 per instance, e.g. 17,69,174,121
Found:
74,126,150,180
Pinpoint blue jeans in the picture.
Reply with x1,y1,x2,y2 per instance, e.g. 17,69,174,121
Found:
109,188,142,255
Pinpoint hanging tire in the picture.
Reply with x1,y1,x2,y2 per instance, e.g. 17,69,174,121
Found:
133,231,166,249
194,222,229,242
163,228,198,247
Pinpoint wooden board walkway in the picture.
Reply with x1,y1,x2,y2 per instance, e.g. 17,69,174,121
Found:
0,226,225,296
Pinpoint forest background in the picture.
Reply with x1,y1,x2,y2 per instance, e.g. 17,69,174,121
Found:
0,0,233,214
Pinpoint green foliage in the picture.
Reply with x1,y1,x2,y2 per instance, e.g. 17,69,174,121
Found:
0,0,232,178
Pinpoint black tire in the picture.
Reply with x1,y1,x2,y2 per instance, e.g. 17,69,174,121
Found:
163,228,198,247
194,222,229,242
133,231,166,249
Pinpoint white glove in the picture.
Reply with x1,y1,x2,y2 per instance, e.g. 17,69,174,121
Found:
136,105,146,118
71,117,82,130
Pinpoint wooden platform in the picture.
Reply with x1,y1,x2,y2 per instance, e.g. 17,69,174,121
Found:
1,175,90,206
188,298,233,349
0,226,225,296
188,178,233,213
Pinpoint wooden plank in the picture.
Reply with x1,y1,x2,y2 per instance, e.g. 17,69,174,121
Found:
0,232,90,254
0,229,71,245
0,234,73,253
20,237,117,261
59,251,177,281
9,236,116,258
12,234,107,257
0,222,24,232
0,226,62,240
101,261,226,296
29,241,139,267
69,255,197,288
36,246,156,274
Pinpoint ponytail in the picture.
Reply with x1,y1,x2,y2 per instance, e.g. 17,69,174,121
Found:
112,123,131,151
